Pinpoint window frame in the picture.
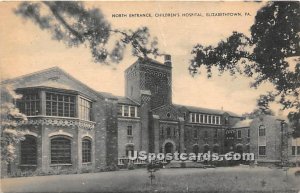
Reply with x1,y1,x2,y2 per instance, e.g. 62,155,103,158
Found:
82,138,92,163
258,125,266,137
127,126,133,136
237,130,242,139
79,97,92,121
258,145,266,156
45,92,76,118
20,135,38,165
50,136,72,165
17,91,41,116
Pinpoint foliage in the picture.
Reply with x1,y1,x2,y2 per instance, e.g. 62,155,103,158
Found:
189,2,300,135
243,94,275,118
0,86,27,164
14,2,161,64
127,162,136,170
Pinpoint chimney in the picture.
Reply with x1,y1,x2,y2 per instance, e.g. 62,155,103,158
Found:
164,54,172,67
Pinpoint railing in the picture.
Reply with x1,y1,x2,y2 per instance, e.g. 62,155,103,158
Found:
118,157,168,166
17,116,96,130
118,157,146,165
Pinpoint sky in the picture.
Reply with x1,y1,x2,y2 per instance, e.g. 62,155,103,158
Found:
0,1,286,116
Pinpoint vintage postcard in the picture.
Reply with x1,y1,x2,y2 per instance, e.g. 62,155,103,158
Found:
0,1,299,193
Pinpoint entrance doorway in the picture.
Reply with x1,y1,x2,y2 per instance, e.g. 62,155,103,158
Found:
165,142,174,154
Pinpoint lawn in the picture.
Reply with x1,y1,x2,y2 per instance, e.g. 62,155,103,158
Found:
1,166,299,193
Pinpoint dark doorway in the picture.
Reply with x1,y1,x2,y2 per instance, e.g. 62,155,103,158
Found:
165,142,173,154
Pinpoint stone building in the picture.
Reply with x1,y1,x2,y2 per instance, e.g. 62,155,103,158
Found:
1,55,297,176
225,115,299,166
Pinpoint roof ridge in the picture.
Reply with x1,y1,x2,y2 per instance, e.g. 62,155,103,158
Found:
1,66,61,84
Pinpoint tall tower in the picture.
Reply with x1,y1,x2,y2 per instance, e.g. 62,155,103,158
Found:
125,55,172,109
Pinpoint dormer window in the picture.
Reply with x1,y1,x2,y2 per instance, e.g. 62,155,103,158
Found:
120,105,138,118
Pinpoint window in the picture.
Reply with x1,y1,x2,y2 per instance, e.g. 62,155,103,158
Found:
191,113,195,123
200,114,204,123
196,114,200,123
258,126,266,136
123,106,129,117
193,129,198,139
46,92,76,118
214,129,218,138
167,127,171,137
207,115,211,124
21,135,37,165
212,116,216,124
166,112,171,118
216,116,220,125
17,92,40,116
204,131,208,139
51,137,71,164
79,97,92,121
117,105,122,116
292,146,300,156
258,146,266,156
247,129,250,138
203,115,207,124
183,112,186,120
82,138,91,163
121,105,137,117
160,127,164,137
237,130,242,139
203,145,209,153
127,126,133,136
212,145,219,153
130,106,135,117
193,145,199,154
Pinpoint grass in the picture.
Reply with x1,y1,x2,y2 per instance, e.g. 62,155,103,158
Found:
1,166,299,193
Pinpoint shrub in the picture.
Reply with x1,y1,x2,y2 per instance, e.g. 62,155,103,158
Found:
127,163,136,170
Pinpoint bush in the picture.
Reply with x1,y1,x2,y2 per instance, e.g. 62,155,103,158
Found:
106,163,119,171
127,163,136,170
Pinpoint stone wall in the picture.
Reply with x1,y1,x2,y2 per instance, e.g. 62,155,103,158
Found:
117,118,142,157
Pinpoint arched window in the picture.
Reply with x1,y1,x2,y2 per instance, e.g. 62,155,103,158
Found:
21,135,37,165
51,137,71,164
213,145,219,153
82,138,92,163
192,145,199,154
203,145,209,153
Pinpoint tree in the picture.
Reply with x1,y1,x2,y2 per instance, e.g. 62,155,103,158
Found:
243,93,275,119
0,86,27,164
189,2,300,136
14,2,161,64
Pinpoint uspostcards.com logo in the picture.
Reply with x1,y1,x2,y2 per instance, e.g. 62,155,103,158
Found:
128,151,255,162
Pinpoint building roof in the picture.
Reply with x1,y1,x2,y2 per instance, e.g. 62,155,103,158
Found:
97,91,118,100
174,104,241,117
16,80,75,91
116,96,140,106
232,119,253,128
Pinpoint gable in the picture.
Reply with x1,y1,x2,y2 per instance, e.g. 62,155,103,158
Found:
1,67,102,100
151,104,182,121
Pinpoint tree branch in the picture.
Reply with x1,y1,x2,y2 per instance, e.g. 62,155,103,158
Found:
42,1,84,42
